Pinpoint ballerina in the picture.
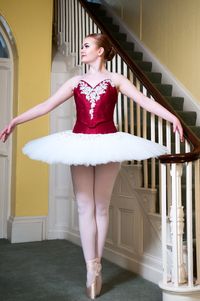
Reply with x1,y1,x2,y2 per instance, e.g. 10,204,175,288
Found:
0,33,183,299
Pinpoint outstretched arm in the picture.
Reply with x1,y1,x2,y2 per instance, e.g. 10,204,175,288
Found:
113,74,184,142
0,76,79,142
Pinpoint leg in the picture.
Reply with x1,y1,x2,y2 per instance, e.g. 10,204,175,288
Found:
94,162,121,259
70,165,96,262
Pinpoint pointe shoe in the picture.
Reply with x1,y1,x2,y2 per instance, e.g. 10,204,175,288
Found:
86,282,96,300
86,258,102,299
95,259,102,297
86,259,98,300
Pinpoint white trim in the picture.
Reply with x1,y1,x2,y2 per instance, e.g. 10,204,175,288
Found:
0,23,13,239
103,246,162,284
101,0,200,125
7,216,47,243
48,229,162,284
48,224,162,284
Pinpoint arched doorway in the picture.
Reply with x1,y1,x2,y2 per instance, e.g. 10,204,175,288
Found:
0,16,17,239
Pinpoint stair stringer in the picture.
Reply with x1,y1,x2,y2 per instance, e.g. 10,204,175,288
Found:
104,163,163,284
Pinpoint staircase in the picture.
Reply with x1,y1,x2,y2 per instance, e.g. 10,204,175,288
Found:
53,1,200,300
85,1,200,140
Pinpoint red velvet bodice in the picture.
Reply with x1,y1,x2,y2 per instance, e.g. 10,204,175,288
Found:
73,79,118,134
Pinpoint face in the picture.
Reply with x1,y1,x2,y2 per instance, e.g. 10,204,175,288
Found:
81,37,103,63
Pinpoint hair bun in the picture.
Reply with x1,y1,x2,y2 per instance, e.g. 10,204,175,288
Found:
106,46,116,61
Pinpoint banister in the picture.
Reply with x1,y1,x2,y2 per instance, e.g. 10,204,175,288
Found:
159,145,200,163
79,0,200,164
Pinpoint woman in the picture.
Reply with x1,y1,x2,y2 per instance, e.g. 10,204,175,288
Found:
0,34,183,299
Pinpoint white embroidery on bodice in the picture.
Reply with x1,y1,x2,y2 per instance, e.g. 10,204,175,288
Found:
78,79,115,120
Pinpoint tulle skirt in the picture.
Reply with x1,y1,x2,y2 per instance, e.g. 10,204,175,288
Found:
22,130,168,166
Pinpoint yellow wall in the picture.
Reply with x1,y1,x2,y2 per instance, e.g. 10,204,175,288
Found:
105,0,200,104
0,0,53,216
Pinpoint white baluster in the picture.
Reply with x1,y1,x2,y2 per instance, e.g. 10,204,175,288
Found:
71,0,75,54
158,117,163,145
78,1,82,65
64,0,67,46
161,163,168,284
74,0,78,65
135,78,141,138
129,71,134,135
117,55,122,131
89,17,93,35
82,6,85,39
185,141,194,287
166,121,171,153
112,55,117,126
150,96,156,189
170,163,187,285
93,23,98,34
85,12,89,36
68,0,74,54
107,60,111,72
175,131,181,154
195,159,200,284
158,117,164,211
123,62,128,133
142,86,148,187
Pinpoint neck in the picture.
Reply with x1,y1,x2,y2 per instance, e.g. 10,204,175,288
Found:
88,60,106,74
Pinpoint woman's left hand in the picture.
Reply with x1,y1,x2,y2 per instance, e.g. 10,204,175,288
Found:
172,117,184,142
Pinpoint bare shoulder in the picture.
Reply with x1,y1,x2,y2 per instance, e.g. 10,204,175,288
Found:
66,75,82,88
109,72,129,88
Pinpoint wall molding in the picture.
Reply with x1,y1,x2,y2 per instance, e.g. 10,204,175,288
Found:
7,215,47,243
103,246,162,284
48,228,162,284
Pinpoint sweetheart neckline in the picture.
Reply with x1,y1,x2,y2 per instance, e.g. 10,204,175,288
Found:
77,78,116,90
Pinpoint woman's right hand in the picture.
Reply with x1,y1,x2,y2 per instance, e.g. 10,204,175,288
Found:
0,120,16,143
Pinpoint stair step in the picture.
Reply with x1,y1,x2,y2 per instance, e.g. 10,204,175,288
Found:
97,8,107,17
105,23,120,33
154,83,173,96
126,50,143,60
111,32,127,42
120,41,135,51
189,126,200,138
98,16,113,24
135,60,152,71
145,72,162,83
166,97,184,111
131,51,143,60
177,111,197,126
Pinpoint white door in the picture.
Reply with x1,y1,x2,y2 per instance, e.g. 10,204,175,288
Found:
0,31,12,238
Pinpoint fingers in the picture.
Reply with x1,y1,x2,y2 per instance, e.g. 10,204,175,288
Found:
0,132,6,143
0,126,10,143
0,120,16,143
173,121,184,143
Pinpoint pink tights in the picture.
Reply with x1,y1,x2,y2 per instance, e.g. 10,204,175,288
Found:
71,162,120,262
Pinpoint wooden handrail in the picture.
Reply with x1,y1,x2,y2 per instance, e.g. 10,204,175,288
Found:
79,0,200,163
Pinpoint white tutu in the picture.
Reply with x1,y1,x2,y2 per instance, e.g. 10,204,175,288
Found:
22,130,168,166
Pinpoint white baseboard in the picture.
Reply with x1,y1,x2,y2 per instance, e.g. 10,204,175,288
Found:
103,246,162,285
51,229,161,285
7,215,47,243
